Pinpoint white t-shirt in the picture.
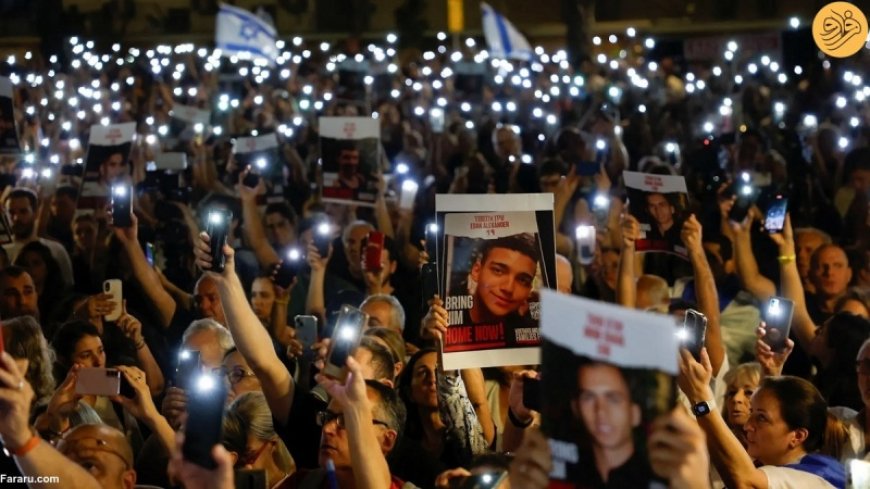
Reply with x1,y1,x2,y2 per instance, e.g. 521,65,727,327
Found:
759,465,837,489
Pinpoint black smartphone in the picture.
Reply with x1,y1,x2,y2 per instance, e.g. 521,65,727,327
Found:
274,247,304,289
242,171,260,188
764,198,788,234
729,178,757,223
522,377,541,412
205,209,232,273
455,471,508,489
323,305,368,380
425,222,438,263
294,315,319,354
762,297,795,353
680,309,708,360
175,349,201,390
421,262,438,310
111,184,133,228
119,373,136,399
313,222,332,258
182,372,228,468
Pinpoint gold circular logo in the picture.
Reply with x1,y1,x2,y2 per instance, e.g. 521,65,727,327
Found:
812,1,868,58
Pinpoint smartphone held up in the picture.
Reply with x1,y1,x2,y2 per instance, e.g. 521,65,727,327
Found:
206,209,232,273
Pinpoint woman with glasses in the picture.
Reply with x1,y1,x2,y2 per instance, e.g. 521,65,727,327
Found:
222,392,296,488
221,348,262,402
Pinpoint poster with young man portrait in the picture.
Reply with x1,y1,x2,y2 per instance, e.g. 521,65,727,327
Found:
319,116,380,206
623,171,690,258
435,193,556,370
540,291,677,488
78,122,136,213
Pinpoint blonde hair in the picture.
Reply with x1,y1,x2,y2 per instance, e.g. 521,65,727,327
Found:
222,392,295,473
722,362,762,424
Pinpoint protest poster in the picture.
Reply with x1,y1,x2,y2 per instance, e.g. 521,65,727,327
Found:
319,117,380,206
540,290,677,489
233,132,283,204
623,171,690,257
0,77,20,154
78,122,137,212
435,193,555,370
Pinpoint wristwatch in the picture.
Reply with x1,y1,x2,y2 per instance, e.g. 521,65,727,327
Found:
691,399,716,417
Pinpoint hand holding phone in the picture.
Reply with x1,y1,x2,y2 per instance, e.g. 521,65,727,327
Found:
175,350,201,390
323,305,368,380
182,372,228,468
522,377,542,413
364,231,385,272
575,225,596,265
313,222,333,258
679,309,708,360
205,209,232,273
273,247,304,289
762,297,794,353
103,280,123,322
111,184,133,228
764,198,788,233
75,367,122,396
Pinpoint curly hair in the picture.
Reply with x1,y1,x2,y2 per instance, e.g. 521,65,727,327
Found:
3,316,56,405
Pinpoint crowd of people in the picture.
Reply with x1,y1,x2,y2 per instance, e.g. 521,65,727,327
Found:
0,23,866,489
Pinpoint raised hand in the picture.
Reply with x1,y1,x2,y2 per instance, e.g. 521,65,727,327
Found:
421,296,449,342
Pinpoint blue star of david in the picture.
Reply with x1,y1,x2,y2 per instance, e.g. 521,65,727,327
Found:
239,21,258,41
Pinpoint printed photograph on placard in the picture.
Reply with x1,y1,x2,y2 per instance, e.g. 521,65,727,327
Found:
435,193,556,370
540,291,677,489
78,122,137,212
0,77,20,154
319,116,380,206
623,171,690,257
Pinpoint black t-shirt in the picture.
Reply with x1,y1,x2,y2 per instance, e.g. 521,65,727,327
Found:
274,388,327,470
568,447,660,489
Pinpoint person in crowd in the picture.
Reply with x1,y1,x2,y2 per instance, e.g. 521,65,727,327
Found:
680,348,845,488
721,362,762,447
2,315,56,409
3,188,74,286
45,185,78,251
222,391,296,487
14,240,71,336
0,265,40,321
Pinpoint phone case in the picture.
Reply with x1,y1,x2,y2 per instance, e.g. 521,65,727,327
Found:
206,210,231,273
364,232,385,272
111,185,133,228
175,350,201,390
75,368,121,396
763,298,794,353
294,316,318,353
522,378,542,412
323,306,368,380
182,374,228,468
103,279,123,322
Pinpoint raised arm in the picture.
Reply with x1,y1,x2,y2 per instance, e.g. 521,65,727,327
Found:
770,215,816,352
616,214,640,308
238,170,281,269
681,215,724,376
730,208,777,300
114,214,177,328
0,354,102,489
317,358,392,489
678,349,768,489
304,242,330,324
192,233,295,426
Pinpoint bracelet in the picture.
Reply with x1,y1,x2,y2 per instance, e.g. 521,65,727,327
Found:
3,432,40,458
777,254,796,264
135,339,147,350
275,300,290,306
507,407,533,429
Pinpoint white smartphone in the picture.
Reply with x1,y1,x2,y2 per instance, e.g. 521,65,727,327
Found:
103,279,123,322
75,367,121,396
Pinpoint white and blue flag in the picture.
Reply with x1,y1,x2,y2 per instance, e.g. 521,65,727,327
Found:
215,4,278,65
480,2,533,61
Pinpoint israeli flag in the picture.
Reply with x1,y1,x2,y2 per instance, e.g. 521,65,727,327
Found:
215,4,278,65
480,2,533,61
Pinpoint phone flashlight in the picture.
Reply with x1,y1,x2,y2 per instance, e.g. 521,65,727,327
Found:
146,134,157,145
395,162,409,175
179,349,191,361
400,179,419,210
194,123,204,134
256,158,268,170
665,142,677,153
768,299,781,316
195,373,217,392
113,185,127,197
593,194,609,209
41,168,51,178
21,168,34,179
595,139,607,151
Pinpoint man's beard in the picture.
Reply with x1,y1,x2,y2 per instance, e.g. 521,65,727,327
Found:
12,224,33,240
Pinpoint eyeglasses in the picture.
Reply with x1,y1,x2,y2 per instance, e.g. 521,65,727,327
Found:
315,410,391,430
225,367,257,385
57,436,132,470
239,439,276,467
